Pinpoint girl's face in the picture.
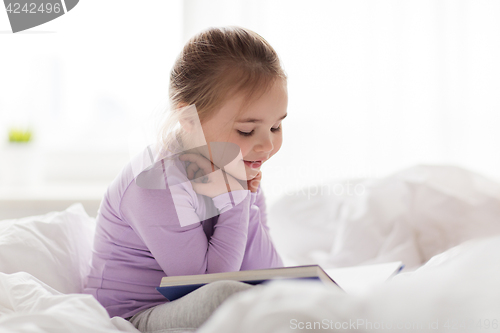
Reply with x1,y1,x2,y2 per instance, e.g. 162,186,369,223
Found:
198,79,288,180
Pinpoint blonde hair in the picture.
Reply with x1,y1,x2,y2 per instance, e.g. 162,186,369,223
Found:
156,25,287,158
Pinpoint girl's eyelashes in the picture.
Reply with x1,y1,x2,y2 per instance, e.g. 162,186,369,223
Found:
237,130,253,137
237,125,281,137
271,125,281,132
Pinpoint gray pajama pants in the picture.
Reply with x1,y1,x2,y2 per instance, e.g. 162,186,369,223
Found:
127,280,254,333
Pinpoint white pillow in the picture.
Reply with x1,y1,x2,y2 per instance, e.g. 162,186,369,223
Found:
269,164,500,270
0,203,96,294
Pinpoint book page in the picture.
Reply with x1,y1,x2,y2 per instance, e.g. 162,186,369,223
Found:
325,261,403,295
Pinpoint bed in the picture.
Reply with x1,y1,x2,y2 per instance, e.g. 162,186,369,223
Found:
1,164,499,332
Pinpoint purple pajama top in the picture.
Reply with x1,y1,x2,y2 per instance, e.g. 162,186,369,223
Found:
82,144,284,318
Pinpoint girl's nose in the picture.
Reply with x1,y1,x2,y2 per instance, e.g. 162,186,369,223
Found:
255,134,274,153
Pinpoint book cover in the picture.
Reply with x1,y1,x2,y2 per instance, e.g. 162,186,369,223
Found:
156,265,339,301
156,262,404,301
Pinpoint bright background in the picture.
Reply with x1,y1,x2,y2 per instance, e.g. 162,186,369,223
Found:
1,0,499,216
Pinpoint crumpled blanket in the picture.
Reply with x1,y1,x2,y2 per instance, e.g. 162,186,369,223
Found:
268,164,500,270
0,271,140,333
198,234,500,333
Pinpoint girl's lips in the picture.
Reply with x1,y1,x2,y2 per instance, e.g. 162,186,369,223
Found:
243,160,262,168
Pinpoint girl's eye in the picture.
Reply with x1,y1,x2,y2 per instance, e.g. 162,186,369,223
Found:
237,130,254,137
237,126,282,137
271,125,281,132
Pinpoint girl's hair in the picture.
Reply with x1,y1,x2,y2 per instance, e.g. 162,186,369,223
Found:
156,25,287,158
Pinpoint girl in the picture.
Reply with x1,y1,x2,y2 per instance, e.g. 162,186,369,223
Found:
83,25,288,332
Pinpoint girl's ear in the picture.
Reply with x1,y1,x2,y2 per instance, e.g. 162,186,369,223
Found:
176,103,207,149
177,102,194,133
179,118,195,133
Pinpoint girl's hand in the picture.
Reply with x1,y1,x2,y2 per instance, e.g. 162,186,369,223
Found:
179,153,245,198
247,171,262,193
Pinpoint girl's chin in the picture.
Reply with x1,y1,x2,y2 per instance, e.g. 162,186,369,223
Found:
222,160,260,181
227,171,259,182
232,171,259,181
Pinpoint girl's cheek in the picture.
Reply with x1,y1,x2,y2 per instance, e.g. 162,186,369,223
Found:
234,140,248,157
269,137,283,159
275,136,283,152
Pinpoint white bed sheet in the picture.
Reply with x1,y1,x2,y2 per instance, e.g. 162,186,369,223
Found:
1,164,499,332
0,203,139,333
198,234,500,333
0,272,138,333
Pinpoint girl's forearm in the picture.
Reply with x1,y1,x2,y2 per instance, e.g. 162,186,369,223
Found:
204,190,252,273
239,191,284,270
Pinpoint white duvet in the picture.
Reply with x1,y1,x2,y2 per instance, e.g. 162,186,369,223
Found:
198,234,500,333
0,204,140,333
0,272,138,333
0,164,499,332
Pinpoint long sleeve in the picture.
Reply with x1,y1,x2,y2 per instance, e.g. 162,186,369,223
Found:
85,147,285,319
239,185,284,270
119,159,253,277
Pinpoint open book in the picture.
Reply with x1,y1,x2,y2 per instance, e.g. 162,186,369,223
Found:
325,261,404,294
156,261,404,301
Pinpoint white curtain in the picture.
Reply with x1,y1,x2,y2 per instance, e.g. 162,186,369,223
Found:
182,0,500,205
1,1,499,205
0,0,183,152
0,0,183,184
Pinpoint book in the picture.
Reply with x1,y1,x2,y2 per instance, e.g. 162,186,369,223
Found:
156,261,404,301
325,261,404,295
